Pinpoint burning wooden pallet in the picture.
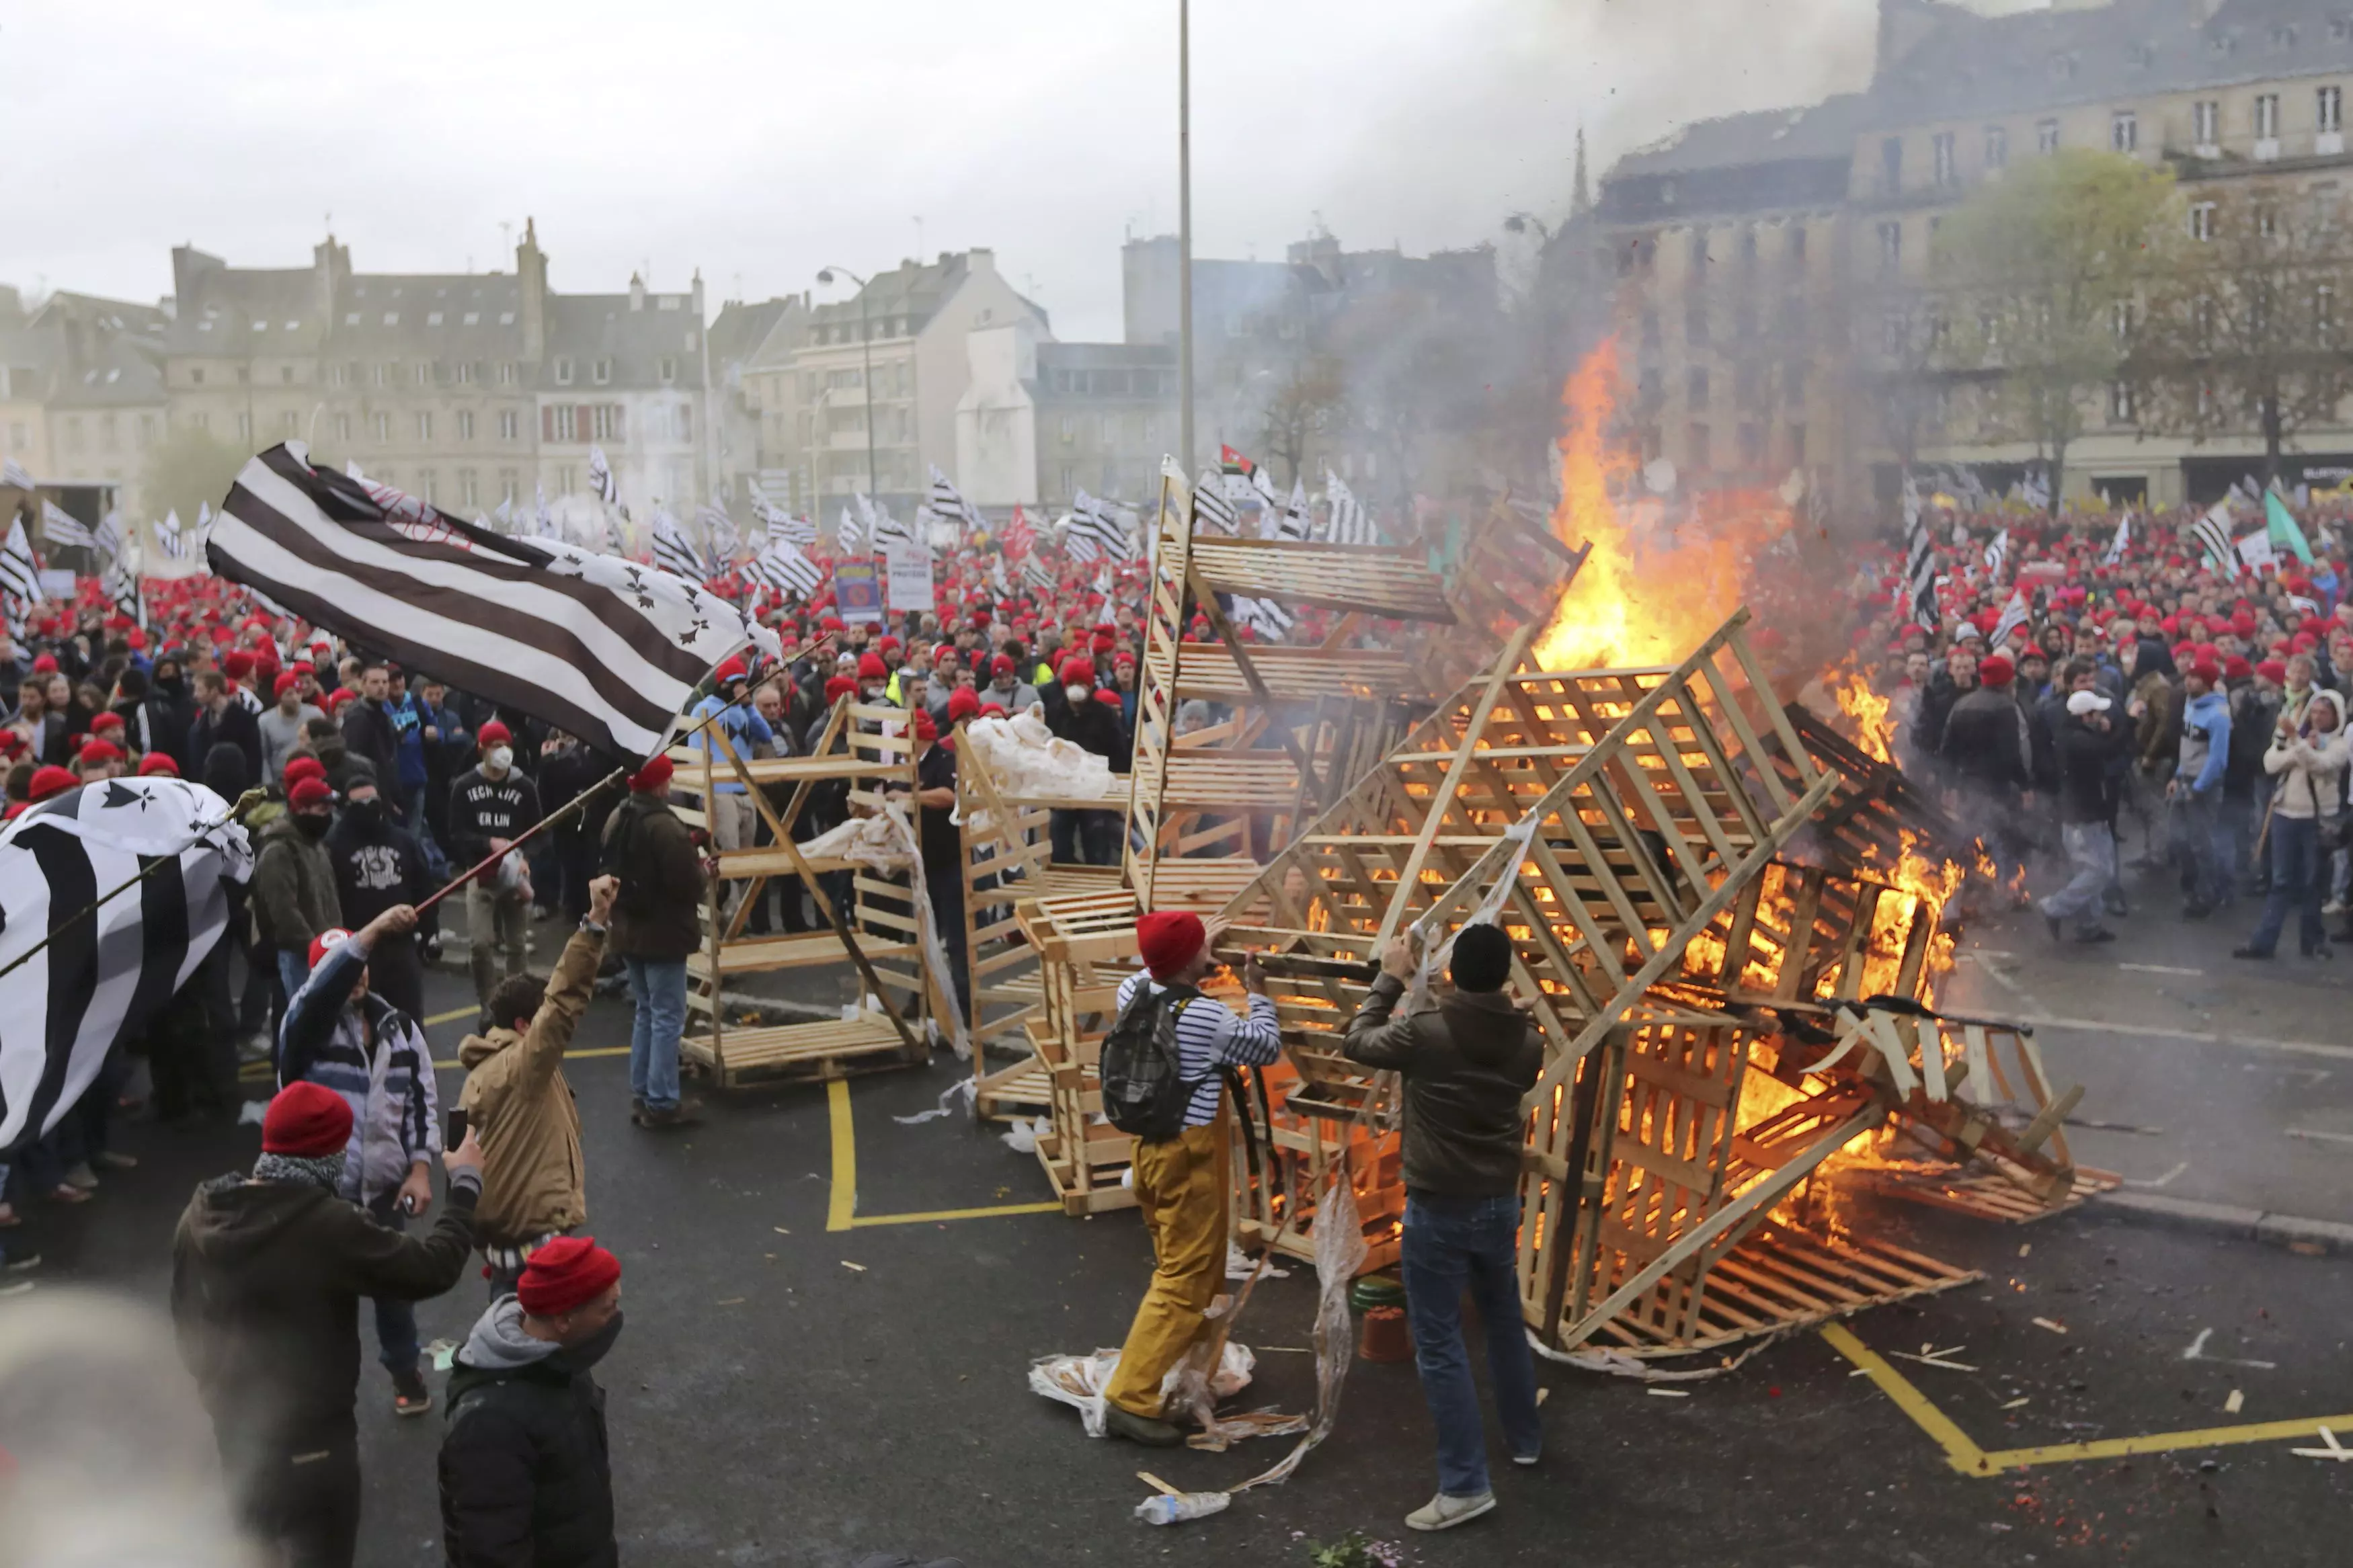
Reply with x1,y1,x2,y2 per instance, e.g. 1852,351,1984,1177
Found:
1011,889,1148,1214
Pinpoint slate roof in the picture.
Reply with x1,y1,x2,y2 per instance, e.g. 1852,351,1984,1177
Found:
543,291,705,391
324,274,528,362
1612,94,1877,179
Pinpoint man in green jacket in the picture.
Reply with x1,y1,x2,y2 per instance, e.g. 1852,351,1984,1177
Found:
172,1081,483,1568
1343,922,1544,1535
600,753,708,1127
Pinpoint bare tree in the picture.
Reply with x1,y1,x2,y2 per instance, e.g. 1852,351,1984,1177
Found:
2130,186,2353,485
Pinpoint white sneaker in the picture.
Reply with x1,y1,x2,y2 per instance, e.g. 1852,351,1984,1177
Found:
2325,900,2348,917
1406,1491,1497,1532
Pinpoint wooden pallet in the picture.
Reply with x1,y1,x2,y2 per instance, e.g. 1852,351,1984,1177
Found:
1227,1051,1403,1279
1851,1161,2124,1224
670,702,928,1091
1014,890,1148,1213
1766,702,1972,876
1671,860,1944,1012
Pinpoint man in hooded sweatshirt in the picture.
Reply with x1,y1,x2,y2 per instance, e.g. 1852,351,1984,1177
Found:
460,876,615,1296
1343,922,1545,1534
171,1081,484,1568
438,1237,625,1568
449,720,541,1023
2169,659,2234,917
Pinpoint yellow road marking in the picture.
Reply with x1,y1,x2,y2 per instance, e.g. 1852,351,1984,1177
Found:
1823,1323,2353,1475
430,1046,629,1071
423,1005,478,1026
826,1078,1060,1231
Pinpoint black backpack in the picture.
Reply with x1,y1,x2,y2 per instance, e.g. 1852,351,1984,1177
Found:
1098,980,1201,1139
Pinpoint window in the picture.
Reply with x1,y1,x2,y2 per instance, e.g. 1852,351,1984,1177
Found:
2319,283,2338,341
63,416,84,453
335,413,352,442
551,406,577,442
1877,220,1903,274
2112,300,2134,339
499,409,518,442
2259,204,2280,238
2109,381,2135,423
1933,131,1957,188
190,366,204,386
2049,52,2077,81
497,362,516,386
2323,87,2345,134
2195,100,2220,147
1058,417,1074,444
1883,306,1910,356
2037,119,2061,155
1687,423,1711,470
1640,308,1662,349
456,411,475,440
1739,228,1759,267
501,471,518,505
415,362,432,386
1686,368,1711,410
415,412,432,442
1880,136,1903,194
1734,363,1763,411
427,311,443,327
281,411,299,436
1687,231,1710,271
236,411,251,442
1738,423,1765,467
1984,125,2007,170
825,368,863,390
658,356,676,384
190,411,208,432
592,358,611,385
676,405,691,442
456,361,477,384
592,405,620,442
2192,201,2217,241
461,471,477,507
372,364,388,387
463,312,479,326
1685,297,1710,345
2112,111,2137,154
553,357,573,386
2258,93,2282,140
420,473,435,504
280,364,294,384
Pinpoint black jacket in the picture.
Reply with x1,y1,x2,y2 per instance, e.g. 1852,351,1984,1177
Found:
449,766,543,869
1940,686,2032,789
2055,709,2130,825
342,696,401,784
1039,682,1129,774
170,1173,477,1452
189,702,263,788
600,792,705,960
1342,973,1543,1198
440,1310,616,1568
324,799,440,940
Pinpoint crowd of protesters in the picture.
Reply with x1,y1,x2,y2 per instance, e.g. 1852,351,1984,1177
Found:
1856,497,2353,961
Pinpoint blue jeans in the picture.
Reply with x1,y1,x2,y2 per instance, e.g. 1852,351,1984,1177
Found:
2247,815,2326,956
365,1194,420,1374
276,948,310,1006
1400,1191,1543,1499
625,957,687,1112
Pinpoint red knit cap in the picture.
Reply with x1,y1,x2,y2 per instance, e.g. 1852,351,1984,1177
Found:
1977,654,2014,688
27,766,77,802
274,670,301,698
990,653,1014,675
518,1235,622,1317
222,651,254,680
136,752,180,777
477,720,512,747
857,653,887,681
1138,911,1207,979
947,688,981,722
283,755,327,788
824,675,856,702
2257,659,2288,684
2192,660,2223,686
262,1081,352,1157
1057,657,1094,687
629,753,674,793
77,739,123,766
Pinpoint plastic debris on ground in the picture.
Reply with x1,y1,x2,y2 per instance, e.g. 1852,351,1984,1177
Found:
1226,1242,1288,1282
1000,1116,1049,1154
1027,1342,1266,1441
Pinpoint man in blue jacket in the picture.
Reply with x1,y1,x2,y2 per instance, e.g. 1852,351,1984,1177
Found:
2169,658,2233,918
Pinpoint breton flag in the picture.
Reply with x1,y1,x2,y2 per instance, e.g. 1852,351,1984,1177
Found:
2192,502,2239,579
1187,474,1236,540
865,493,915,551
989,556,1012,597
93,511,126,562
0,457,32,492
1231,595,1297,641
2102,511,2131,566
0,517,40,642
40,500,93,552
104,555,145,632
1324,471,1376,545
752,489,815,548
926,465,981,535
156,510,188,561
1900,473,1938,630
1274,477,1312,542
1989,585,2030,651
194,501,216,554
534,483,557,539
588,446,619,507
491,497,514,533
1982,527,2009,581
838,505,865,554
206,443,773,764
651,510,709,585
1022,556,1056,593
0,776,254,1149
1068,491,1134,561
749,540,825,600
697,505,742,566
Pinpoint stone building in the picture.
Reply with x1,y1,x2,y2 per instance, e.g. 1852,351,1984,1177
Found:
0,287,170,525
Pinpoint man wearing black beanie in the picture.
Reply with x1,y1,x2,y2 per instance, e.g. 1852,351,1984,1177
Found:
1344,921,1544,1534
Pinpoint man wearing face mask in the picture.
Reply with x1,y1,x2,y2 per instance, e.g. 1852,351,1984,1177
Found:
450,721,542,1027
438,1237,625,1568
1040,655,1126,864
324,761,438,1022
253,775,345,1004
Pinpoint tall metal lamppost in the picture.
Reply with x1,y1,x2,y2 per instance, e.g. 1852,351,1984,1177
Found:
815,266,879,507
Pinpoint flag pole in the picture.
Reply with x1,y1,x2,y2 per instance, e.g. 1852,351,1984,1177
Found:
1177,0,1195,479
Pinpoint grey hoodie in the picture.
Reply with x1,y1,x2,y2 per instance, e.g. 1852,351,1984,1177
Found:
459,1294,562,1374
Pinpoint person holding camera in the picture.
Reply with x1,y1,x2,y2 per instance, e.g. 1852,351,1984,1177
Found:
2236,688,2348,960
458,874,617,1297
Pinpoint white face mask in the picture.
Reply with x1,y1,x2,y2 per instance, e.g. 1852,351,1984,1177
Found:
486,745,514,773
1065,684,1090,705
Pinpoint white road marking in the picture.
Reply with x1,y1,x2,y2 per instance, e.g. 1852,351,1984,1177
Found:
2122,1161,2189,1188
2286,1128,2353,1146
2184,1326,2279,1371
2117,962,2204,976
2242,1065,2334,1087
2020,1014,2353,1063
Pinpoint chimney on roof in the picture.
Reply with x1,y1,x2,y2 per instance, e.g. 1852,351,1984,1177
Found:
967,247,995,274
518,218,547,363
690,267,704,321
629,272,646,313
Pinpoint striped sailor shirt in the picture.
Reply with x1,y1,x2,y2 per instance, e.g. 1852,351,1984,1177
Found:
1114,973,1283,1128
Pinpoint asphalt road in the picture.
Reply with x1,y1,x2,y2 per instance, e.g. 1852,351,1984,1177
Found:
7,880,2352,1568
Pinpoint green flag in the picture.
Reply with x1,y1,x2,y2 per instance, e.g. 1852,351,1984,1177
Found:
2266,491,2316,565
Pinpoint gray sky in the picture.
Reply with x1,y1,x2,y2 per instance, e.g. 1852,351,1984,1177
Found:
5,0,1897,341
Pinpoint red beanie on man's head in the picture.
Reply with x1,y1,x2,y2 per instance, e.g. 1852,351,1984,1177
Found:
518,1235,622,1317
1138,911,1207,979
27,765,77,802
262,1081,352,1157
629,753,674,793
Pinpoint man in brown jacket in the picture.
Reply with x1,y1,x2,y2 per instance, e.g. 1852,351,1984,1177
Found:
458,873,617,1296
600,753,709,1127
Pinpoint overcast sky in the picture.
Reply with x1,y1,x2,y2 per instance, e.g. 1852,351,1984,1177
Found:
4,0,1931,341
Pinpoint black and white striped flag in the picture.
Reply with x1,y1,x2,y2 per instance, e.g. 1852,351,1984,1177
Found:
1070,491,1134,561
1022,556,1056,593
865,493,914,551
1324,472,1376,545
838,505,865,555
1901,472,1938,630
750,540,825,600
1231,595,1296,641
589,445,619,507
2102,511,2132,567
1,517,42,641
2191,503,2238,579
651,511,709,585
104,555,144,631
1271,477,1311,542
0,458,32,493
927,465,980,536
93,511,126,562
155,510,188,561
753,490,815,548
1982,527,2009,581
1187,475,1236,539
0,776,253,1149
207,443,773,764
40,500,93,552
1989,586,2030,650
696,504,742,566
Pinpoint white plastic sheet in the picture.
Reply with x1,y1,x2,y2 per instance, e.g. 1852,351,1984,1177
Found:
962,710,1115,802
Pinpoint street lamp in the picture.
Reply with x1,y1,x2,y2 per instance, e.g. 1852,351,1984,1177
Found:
816,266,879,509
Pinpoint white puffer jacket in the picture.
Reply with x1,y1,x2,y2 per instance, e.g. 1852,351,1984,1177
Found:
2264,690,2350,821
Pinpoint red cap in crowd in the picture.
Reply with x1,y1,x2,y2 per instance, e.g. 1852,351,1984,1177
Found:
288,776,334,810
1093,688,1122,708
222,651,254,681
1977,654,2014,688
1057,657,1094,687
261,1081,352,1157
946,688,981,722
990,653,1015,676
89,712,123,733
29,654,56,674
136,752,180,777
910,709,937,743
857,653,887,681
307,927,352,970
824,675,856,702
2223,655,2252,680
1138,911,1207,980
2191,660,2224,686
2257,659,2288,684
26,765,77,801
283,755,327,788
518,1235,622,1317
274,671,301,698
76,739,123,766
712,657,748,688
